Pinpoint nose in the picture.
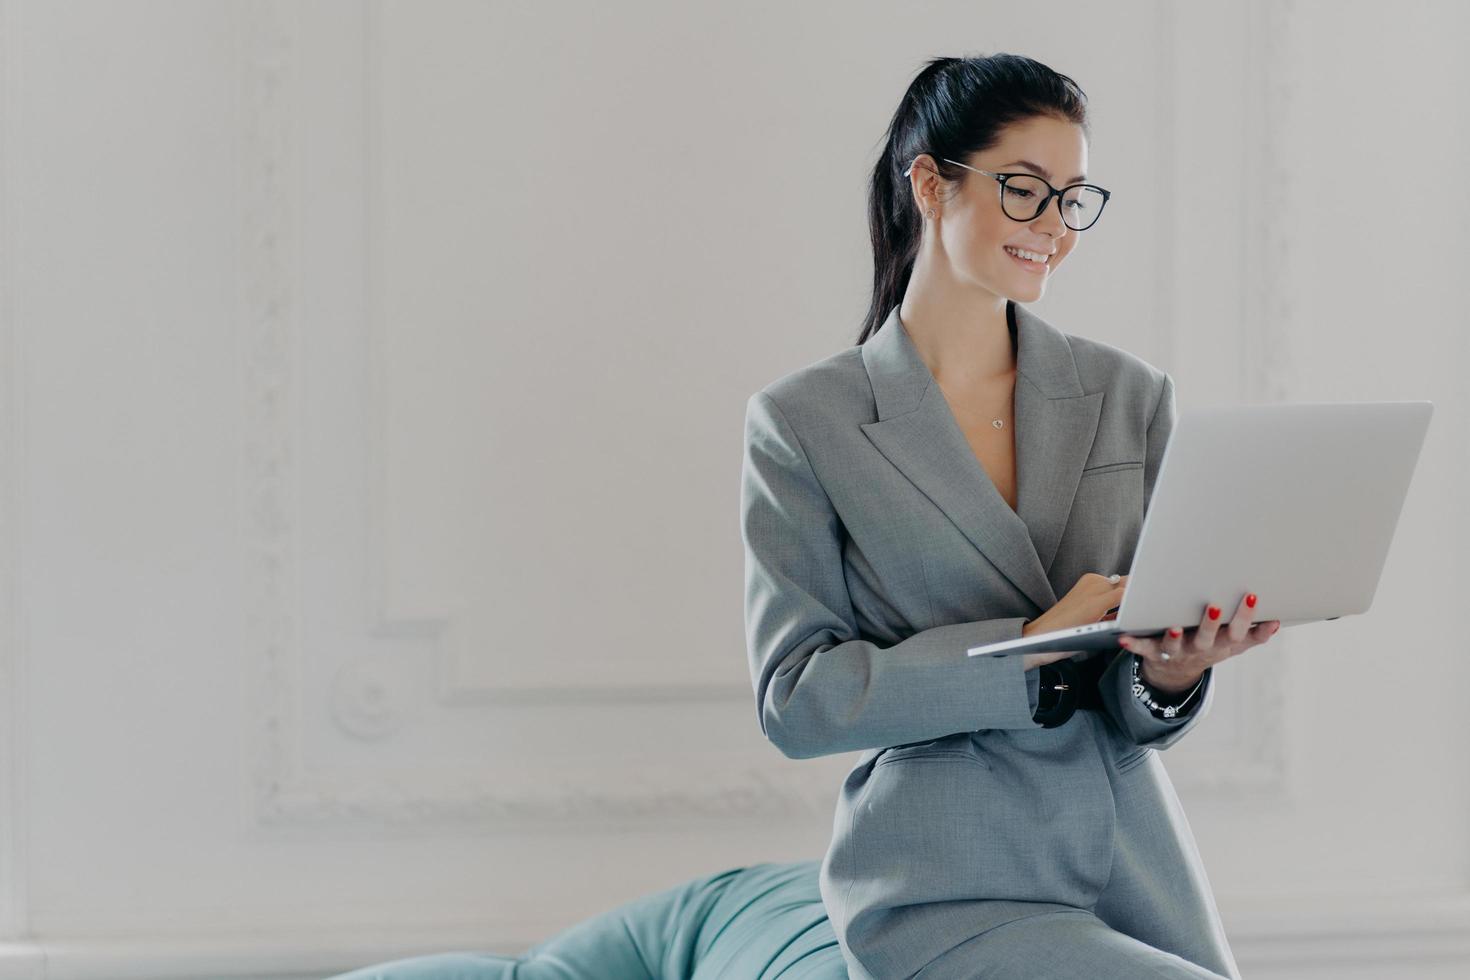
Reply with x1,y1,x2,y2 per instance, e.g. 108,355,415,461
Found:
1030,193,1070,240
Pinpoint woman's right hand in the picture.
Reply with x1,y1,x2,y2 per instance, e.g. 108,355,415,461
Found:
1020,572,1129,672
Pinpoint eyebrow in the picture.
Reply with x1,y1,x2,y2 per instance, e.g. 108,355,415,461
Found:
1001,159,1087,184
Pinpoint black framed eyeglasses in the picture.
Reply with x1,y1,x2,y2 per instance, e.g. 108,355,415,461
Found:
905,158,1112,231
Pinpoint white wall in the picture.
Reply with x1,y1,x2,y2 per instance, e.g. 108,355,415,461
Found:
0,1,1465,978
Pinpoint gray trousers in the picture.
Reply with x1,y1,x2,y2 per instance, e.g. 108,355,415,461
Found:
826,740,1243,980
907,908,1233,979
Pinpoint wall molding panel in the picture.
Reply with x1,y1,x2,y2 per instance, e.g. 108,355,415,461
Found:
240,0,813,832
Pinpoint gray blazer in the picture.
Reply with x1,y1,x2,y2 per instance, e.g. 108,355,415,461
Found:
740,301,1239,979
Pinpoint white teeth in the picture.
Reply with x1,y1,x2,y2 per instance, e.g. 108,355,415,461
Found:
1005,246,1049,263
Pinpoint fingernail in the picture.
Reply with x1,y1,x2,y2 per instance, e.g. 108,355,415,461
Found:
1207,605,1221,621
1168,627,1182,638
1246,594,1257,608
1119,638,1132,648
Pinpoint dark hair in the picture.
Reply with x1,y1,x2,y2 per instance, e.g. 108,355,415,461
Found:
858,54,1091,344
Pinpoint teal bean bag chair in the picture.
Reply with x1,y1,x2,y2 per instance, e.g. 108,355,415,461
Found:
324,860,846,979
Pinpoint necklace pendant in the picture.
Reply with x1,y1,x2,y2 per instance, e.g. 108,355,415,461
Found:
991,418,1004,429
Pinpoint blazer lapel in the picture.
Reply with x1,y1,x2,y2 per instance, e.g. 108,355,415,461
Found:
860,301,1102,614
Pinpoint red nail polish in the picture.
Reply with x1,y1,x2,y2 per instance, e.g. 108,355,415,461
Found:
1168,627,1182,638
1246,594,1257,608
1207,605,1221,621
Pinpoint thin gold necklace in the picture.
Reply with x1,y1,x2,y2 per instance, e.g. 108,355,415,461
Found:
937,375,1013,430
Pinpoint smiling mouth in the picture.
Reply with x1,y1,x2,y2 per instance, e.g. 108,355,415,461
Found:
1004,245,1051,272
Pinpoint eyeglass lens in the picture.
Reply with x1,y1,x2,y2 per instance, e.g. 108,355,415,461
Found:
1001,174,1106,231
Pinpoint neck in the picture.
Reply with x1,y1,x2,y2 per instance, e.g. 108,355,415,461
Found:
897,288,1016,389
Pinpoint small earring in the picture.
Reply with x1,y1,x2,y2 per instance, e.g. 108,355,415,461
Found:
925,207,936,220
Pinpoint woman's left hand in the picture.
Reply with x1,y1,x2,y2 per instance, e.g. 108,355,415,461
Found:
1117,591,1282,695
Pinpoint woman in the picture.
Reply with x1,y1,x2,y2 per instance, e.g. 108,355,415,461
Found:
739,54,1281,979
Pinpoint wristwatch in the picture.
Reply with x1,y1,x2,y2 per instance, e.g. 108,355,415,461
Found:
1129,654,1205,719
1032,658,1080,728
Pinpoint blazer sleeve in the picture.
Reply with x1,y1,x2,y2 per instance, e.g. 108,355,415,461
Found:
1095,371,1217,749
741,390,1044,760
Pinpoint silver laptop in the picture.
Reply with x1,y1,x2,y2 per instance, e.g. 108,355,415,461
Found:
967,400,1434,658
